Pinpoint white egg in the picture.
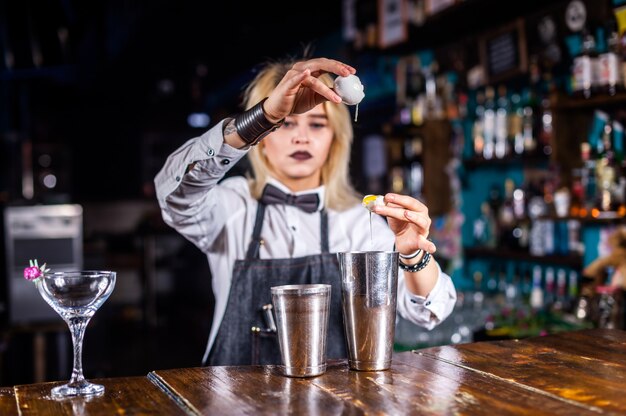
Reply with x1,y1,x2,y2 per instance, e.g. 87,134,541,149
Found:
334,74,365,105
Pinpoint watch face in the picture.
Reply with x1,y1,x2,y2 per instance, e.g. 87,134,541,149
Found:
565,0,587,32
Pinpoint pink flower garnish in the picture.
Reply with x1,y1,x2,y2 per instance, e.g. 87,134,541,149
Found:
23,259,50,282
24,266,42,280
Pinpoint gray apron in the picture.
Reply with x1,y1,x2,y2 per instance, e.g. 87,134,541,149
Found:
206,203,346,366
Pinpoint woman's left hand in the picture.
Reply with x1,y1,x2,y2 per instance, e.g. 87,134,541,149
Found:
371,193,436,255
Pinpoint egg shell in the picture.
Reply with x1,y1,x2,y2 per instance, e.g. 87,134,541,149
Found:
334,74,365,105
362,194,385,212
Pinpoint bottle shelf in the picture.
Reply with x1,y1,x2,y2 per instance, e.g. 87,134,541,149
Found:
550,92,626,111
534,214,625,224
493,214,626,224
462,154,550,169
464,247,583,268
380,0,564,53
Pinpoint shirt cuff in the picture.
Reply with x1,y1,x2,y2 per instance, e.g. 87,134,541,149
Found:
403,262,455,328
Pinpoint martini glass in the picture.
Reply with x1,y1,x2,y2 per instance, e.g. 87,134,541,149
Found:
35,270,116,397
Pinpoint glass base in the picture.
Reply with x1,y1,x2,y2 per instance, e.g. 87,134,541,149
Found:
51,381,105,398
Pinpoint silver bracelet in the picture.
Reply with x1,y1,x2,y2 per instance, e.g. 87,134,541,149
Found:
398,248,422,260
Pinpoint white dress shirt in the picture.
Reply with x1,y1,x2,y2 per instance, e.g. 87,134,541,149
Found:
154,119,457,358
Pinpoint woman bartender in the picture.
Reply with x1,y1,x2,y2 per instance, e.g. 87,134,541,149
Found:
154,56,457,366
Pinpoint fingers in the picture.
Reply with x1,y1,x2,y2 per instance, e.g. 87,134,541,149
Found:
371,193,435,253
293,58,356,102
266,58,356,119
301,74,342,103
372,193,430,229
292,58,356,77
384,193,428,212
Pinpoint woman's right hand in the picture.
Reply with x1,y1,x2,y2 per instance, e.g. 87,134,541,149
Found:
262,58,356,123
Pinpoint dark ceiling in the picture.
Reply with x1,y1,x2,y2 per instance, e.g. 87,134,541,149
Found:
1,0,346,202
2,0,346,124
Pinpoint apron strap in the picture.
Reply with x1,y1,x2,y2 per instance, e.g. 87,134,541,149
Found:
245,202,266,260
320,209,329,253
245,203,331,259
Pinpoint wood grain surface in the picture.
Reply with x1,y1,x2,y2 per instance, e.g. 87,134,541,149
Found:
6,329,626,415
14,376,187,416
149,329,626,415
0,386,17,416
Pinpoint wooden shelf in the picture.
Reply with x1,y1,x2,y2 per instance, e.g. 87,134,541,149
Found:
462,154,549,169
534,214,626,224
464,247,583,268
551,92,626,111
384,120,450,137
381,0,565,54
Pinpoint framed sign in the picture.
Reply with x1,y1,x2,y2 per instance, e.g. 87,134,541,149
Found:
479,18,528,84
378,0,407,49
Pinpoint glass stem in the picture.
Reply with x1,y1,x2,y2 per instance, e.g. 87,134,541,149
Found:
66,316,91,385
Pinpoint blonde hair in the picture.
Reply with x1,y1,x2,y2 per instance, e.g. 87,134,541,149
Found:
243,58,360,211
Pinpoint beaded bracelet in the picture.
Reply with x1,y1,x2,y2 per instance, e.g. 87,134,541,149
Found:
234,98,283,146
398,251,431,273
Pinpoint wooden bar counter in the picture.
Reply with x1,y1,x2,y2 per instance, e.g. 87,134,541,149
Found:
2,328,625,415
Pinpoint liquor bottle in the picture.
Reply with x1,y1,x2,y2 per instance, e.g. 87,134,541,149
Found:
567,219,582,256
568,270,579,303
538,96,553,156
483,86,496,160
594,121,619,215
404,135,424,198
521,89,537,155
580,142,596,216
388,140,406,194
543,267,556,308
614,120,625,166
487,184,502,245
473,90,485,157
509,92,524,156
473,270,484,292
512,182,526,220
551,268,568,313
444,73,461,121
406,56,426,126
486,264,499,295
521,267,532,301
572,28,597,99
497,179,516,247
596,19,622,96
506,266,522,309
424,60,439,119
494,85,510,159
614,121,626,216
471,270,486,319
530,266,544,310
569,168,585,217
473,202,497,248
497,265,508,295
512,182,529,250
395,58,412,125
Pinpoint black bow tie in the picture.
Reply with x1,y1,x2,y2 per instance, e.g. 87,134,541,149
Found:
260,184,320,213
